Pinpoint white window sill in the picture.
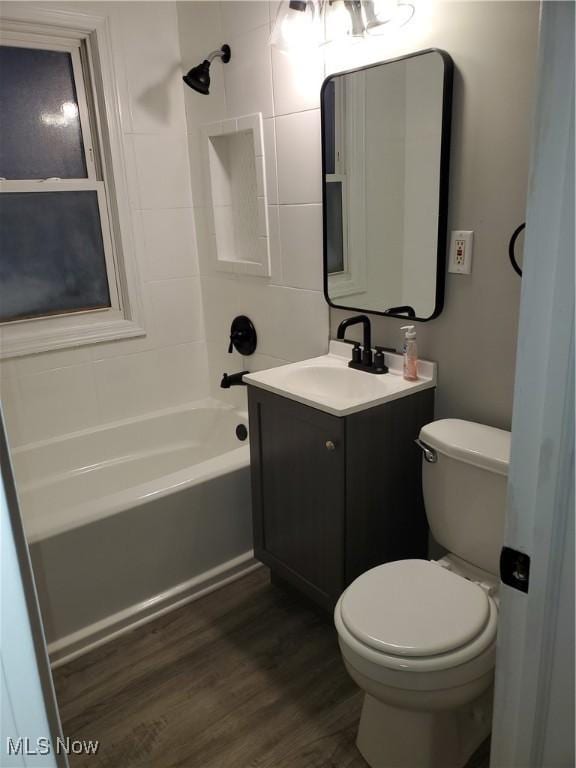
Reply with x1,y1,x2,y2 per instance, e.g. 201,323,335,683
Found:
0,316,146,359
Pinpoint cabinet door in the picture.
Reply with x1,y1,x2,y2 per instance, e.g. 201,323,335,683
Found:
345,389,433,584
248,388,345,608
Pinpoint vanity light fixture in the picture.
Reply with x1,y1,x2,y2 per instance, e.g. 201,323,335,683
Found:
182,44,231,95
270,0,414,50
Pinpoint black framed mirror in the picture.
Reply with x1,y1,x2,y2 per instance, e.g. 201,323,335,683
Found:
321,48,453,321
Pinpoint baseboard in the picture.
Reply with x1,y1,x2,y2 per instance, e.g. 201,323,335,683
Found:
49,551,262,669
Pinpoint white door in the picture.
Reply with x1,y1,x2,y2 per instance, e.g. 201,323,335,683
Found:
0,412,68,768
490,2,575,767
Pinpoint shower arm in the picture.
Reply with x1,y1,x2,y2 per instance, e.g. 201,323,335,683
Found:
205,45,231,65
206,49,225,63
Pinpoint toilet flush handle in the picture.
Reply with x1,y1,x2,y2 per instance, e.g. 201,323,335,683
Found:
415,438,437,463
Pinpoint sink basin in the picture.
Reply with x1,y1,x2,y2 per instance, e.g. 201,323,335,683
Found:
243,341,436,416
279,365,396,401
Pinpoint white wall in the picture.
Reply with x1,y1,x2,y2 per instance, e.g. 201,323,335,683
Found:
177,1,329,411
0,2,208,449
0,1,539,447
329,1,540,430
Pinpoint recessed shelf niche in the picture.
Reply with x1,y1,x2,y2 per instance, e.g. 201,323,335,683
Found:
203,113,271,277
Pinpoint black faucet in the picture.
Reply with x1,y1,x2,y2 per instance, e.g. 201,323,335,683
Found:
220,371,249,388
336,315,388,374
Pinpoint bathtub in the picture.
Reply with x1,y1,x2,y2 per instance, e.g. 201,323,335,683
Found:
12,400,255,666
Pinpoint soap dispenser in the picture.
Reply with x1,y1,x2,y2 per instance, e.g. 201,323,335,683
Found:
401,325,418,381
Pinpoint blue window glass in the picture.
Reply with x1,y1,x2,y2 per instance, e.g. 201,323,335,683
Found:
0,46,87,179
326,181,344,274
0,191,110,321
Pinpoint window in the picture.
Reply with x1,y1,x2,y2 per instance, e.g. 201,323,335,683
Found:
0,8,144,357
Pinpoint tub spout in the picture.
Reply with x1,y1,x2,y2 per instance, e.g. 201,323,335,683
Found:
220,371,249,388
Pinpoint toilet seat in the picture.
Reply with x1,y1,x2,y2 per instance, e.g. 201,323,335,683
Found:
341,559,492,658
336,559,498,675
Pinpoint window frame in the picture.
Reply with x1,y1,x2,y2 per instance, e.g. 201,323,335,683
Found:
324,74,367,299
0,7,145,358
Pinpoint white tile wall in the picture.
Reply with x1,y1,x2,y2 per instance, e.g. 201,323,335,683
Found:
16,364,100,445
279,204,323,291
271,47,324,116
220,1,270,40
0,370,23,448
224,26,274,120
132,133,193,209
178,0,331,403
0,2,210,448
276,110,323,204
262,118,279,204
147,278,206,346
140,209,199,281
118,2,186,134
93,342,208,423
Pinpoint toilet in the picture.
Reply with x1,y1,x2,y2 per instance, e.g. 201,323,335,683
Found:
334,419,511,768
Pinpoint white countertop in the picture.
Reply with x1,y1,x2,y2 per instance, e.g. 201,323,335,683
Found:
243,341,436,416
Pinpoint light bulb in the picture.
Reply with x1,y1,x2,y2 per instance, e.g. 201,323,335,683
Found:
271,0,320,52
40,101,79,127
325,0,353,42
61,102,79,121
371,0,398,23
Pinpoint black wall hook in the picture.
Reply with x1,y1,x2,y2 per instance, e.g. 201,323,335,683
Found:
509,222,525,277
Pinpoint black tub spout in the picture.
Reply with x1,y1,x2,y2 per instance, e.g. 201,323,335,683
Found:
220,371,249,388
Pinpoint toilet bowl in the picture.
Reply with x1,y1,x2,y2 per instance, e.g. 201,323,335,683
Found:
335,419,510,768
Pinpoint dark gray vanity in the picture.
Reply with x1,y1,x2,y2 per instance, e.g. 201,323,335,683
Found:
246,343,436,610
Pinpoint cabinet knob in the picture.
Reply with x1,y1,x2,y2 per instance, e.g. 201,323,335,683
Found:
325,440,336,451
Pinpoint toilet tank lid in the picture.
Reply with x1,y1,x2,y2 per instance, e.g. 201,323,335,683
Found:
419,419,511,476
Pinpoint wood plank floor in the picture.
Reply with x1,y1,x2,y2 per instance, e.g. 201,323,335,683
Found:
53,567,490,768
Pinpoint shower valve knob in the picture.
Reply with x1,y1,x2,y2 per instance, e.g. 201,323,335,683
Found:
228,329,244,353
227,316,257,356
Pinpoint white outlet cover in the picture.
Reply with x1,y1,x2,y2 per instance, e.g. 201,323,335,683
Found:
449,230,474,274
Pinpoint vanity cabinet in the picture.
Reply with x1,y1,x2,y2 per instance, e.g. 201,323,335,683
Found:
247,386,434,610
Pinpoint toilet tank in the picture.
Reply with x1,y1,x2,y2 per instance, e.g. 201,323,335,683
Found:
419,419,511,575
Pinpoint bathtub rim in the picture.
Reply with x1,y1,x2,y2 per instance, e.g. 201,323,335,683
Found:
10,396,245,457
14,398,250,545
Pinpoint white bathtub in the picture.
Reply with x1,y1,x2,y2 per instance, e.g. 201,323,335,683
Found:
13,400,255,665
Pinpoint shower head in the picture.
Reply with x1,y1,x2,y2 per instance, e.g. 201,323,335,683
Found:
182,44,231,95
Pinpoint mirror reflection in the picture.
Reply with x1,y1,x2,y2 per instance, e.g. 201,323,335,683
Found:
322,50,452,320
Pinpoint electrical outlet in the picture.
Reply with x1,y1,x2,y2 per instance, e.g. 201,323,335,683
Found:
449,230,474,274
